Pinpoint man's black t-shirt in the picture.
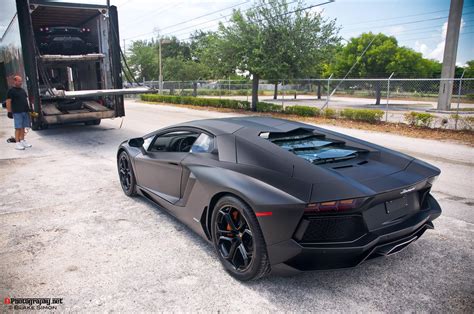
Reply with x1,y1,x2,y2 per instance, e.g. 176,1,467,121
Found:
7,87,30,113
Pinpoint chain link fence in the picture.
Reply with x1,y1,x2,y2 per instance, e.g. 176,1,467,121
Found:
134,77,474,129
140,78,474,105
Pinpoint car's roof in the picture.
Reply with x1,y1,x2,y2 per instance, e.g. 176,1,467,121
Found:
174,116,312,136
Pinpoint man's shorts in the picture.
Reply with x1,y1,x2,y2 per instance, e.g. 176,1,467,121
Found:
13,112,31,129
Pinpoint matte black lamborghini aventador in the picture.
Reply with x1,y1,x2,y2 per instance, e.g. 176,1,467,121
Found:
117,117,442,281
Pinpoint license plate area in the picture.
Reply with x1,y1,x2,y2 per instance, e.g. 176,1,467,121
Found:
363,193,419,231
385,195,408,214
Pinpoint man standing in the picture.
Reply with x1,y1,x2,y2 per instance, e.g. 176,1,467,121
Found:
6,75,32,150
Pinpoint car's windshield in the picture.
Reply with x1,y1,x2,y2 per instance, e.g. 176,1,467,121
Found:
262,129,361,164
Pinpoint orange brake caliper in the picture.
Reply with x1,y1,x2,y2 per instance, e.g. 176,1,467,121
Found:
226,211,239,233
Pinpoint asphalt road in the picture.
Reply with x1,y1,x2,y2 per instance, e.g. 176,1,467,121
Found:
1,100,473,312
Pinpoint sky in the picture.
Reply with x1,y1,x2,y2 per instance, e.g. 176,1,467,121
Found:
1,0,473,66
108,0,473,67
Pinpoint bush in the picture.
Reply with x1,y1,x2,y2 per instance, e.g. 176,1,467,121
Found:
256,102,283,112
141,94,250,110
404,112,435,127
340,108,384,123
451,114,474,130
141,94,283,113
284,105,320,117
322,108,337,119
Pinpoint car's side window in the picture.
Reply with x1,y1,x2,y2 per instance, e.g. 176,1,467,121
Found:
190,133,215,153
149,131,200,153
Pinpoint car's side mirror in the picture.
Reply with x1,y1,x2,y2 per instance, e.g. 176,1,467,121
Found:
129,137,144,148
129,137,147,155
210,147,219,155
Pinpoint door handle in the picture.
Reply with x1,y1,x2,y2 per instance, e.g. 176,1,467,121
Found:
167,162,179,166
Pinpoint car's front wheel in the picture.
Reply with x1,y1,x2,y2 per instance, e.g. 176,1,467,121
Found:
118,151,137,196
211,196,270,281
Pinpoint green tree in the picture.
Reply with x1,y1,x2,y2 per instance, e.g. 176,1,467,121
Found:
126,36,212,85
464,60,474,78
328,32,443,104
127,40,158,81
209,0,339,110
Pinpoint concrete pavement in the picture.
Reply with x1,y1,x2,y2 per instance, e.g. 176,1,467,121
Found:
1,100,473,312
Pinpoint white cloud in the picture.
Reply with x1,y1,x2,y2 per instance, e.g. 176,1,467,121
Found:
414,19,465,62
414,40,429,55
428,41,445,61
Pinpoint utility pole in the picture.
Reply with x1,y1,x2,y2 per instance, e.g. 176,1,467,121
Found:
437,0,463,110
158,39,171,94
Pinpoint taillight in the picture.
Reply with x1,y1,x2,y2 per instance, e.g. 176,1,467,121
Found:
87,28,90,32
304,198,364,214
45,27,49,31
82,28,86,32
40,27,43,31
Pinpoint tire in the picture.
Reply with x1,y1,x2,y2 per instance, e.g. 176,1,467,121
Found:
85,119,101,126
117,151,137,196
211,196,270,281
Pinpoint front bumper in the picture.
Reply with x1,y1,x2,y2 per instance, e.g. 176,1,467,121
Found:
267,195,441,273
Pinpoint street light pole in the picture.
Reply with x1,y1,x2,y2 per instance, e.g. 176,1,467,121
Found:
158,38,171,94
159,40,163,94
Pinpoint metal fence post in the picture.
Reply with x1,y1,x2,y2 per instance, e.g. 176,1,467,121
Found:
327,74,333,107
455,69,466,130
386,73,394,122
281,80,285,109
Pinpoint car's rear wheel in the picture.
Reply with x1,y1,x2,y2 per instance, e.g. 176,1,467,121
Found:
118,151,137,196
211,196,270,281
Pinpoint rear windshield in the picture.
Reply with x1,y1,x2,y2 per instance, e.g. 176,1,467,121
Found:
261,129,360,164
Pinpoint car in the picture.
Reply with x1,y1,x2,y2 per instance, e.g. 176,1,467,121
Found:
116,116,442,281
36,26,97,55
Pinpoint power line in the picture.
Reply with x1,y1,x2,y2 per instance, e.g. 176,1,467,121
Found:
160,0,251,32
396,30,474,42
124,1,253,40
175,0,335,42
124,0,307,40
346,11,474,32
344,5,474,27
121,2,181,28
389,20,474,38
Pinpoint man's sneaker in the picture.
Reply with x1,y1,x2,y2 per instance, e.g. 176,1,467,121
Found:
21,140,32,148
15,143,25,150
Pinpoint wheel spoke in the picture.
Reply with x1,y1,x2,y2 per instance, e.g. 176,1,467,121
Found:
218,236,233,243
223,213,238,231
242,229,252,238
217,228,235,236
237,243,250,268
227,239,240,262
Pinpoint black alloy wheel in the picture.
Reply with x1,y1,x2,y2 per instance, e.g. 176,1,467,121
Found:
118,151,137,196
211,196,270,281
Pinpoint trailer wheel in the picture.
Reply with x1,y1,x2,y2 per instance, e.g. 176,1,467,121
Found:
31,120,48,130
85,119,101,126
